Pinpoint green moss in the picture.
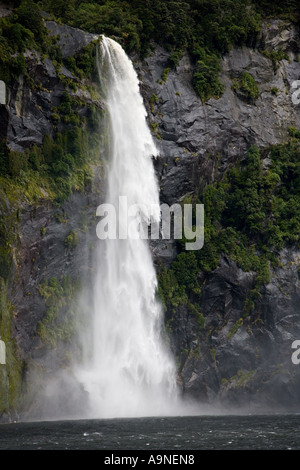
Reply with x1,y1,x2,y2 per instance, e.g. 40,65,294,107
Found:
37,276,80,349
227,369,256,388
149,121,162,140
0,106,100,204
63,40,98,80
221,369,256,389
149,94,159,113
210,348,217,368
0,166,54,288
270,86,279,95
227,318,244,339
0,278,23,414
262,48,289,72
232,71,259,102
0,0,66,84
157,267,188,312
158,140,300,329
150,122,158,133
169,49,183,68
64,230,78,249
188,302,205,329
157,67,171,85
288,127,300,139
192,50,225,102
269,364,292,380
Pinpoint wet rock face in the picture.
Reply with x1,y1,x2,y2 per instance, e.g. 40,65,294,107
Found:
137,21,300,411
2,20,103,381
6,22,98,152
137,20,300,205
7,175,106,421
172,250,300,411
13,189,101,360
7,67,55,152
3,18,300,414
45,21,98,59
0,22,104,414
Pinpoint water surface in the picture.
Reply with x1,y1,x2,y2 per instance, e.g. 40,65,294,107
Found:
0,414,299,450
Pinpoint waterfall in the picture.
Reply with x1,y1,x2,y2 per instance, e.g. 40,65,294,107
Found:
76,36,179,418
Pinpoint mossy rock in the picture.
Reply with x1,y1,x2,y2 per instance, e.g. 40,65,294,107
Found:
232,72,260,103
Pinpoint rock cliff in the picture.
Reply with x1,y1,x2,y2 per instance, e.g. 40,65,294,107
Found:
137,19,300,411
4,21,98,153
0,20,103,420
139,20,300,204
1,17,300,419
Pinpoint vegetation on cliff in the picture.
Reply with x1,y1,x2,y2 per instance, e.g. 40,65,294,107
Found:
0,0,61,83
0,0,299,416
158,137,300,320
35,0,300,101
0,1,102,416
2,0,299,102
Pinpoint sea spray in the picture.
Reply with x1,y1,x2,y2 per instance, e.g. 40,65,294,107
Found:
75,36,179,418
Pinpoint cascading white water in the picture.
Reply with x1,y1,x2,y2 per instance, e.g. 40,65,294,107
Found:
76,36,179,418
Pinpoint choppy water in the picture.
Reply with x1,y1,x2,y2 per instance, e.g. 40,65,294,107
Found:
0,414,299,450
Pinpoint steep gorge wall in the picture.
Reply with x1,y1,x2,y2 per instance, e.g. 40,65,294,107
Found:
137,19,300,411
0,17,300,419
139,20,300,204
0,21,103,420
